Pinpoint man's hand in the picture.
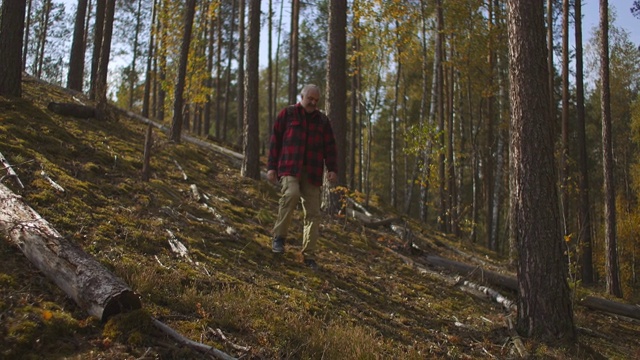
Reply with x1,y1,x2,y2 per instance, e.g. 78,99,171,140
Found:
327,171,337,184
267,170,278,184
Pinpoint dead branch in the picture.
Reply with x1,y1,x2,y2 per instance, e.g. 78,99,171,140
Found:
40,170,65,192
208,327,251,353
173,159,187,181
151,318,237,360
506,315,528,358
0,151,24,189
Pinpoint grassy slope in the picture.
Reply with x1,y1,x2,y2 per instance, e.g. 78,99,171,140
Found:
0,77,638,359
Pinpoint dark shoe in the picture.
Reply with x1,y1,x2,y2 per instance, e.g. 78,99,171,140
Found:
272,236,285,253
303,258,319,271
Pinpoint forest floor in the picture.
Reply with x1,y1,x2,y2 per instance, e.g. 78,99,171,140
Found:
1,77,639,359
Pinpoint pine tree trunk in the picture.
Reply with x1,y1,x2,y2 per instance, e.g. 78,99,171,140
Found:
235,0,245,146
141,0,157,119
325,0,347,213
67,0,88,91
169,0,196,143
507,0,575,342
0,0,27,98
574,0,594,285
599,0,622,298
241,0,261,180
288,0,300,104
89,0,105,100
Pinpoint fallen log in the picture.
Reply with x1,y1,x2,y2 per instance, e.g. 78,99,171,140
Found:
424,254,518,291
580,296,640,321
47,101,96,119
0,183,141,321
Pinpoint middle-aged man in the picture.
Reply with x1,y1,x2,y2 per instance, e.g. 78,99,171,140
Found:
266,84,337,270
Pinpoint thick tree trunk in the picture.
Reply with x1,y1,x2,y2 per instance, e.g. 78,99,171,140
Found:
241,0,261,180
288,0,300,104
67,0,88,92
574,0,594,285
0,183,141,321
0,0,27,98
169,0,196,143
599,0,623,298
507,0,575,342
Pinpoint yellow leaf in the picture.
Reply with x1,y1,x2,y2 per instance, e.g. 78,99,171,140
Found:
42,310,53,321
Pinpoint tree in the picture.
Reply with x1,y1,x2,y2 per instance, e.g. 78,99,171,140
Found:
574,0,594,285
506,0,575,343
89,0,106,100
632,1,640,18
325,0,347,188
94,0,116,117
0,0,27,97
236,0,245,145
288,0,300,104
599,0,623,298
241,0,260,180
169,0,196,143
67,0,88,91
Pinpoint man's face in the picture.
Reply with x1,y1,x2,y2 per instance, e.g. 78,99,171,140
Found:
301,89,320,113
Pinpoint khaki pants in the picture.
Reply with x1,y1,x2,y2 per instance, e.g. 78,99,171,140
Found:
273,171,321,259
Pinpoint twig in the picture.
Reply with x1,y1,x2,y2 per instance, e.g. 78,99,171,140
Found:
0,152,25,189
40,170,65,192
152,318,237,360
208,327,252,353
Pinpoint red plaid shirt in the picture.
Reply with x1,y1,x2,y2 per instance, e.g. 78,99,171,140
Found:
268,103,337,186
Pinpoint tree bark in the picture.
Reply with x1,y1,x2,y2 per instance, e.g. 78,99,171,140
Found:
0,183,141,322
89,0,105,100
67,0,88,92
507,0,575,343
0,0,27,98
235,0,245,146
574,0,594,285
599,0,623,298
169,0,196,143
241,0,261,180
288,0,300,104
94,0,116,119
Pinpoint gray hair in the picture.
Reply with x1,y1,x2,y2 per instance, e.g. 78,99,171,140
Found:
301,84,321,97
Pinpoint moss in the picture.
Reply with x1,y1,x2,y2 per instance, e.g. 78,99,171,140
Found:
103,310,155,345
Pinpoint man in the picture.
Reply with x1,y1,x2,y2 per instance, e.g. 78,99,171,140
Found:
267,84,338,270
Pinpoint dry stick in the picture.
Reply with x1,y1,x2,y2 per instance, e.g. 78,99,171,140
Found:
0,152,25,189
151,318,237,360
208,327,251,353
506,316,528,358
40,170,65,192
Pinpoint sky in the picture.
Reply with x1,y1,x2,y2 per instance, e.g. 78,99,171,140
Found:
580,1,640,44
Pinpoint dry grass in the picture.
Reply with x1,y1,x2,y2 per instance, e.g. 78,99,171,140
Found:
1,77,639,359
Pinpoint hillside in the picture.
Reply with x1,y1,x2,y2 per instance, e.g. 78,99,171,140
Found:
1,77,639,359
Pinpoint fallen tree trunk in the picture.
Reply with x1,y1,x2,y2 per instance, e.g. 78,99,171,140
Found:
580,296,640,321
47,102,96,119
424,254,518,291
0,183,141,321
